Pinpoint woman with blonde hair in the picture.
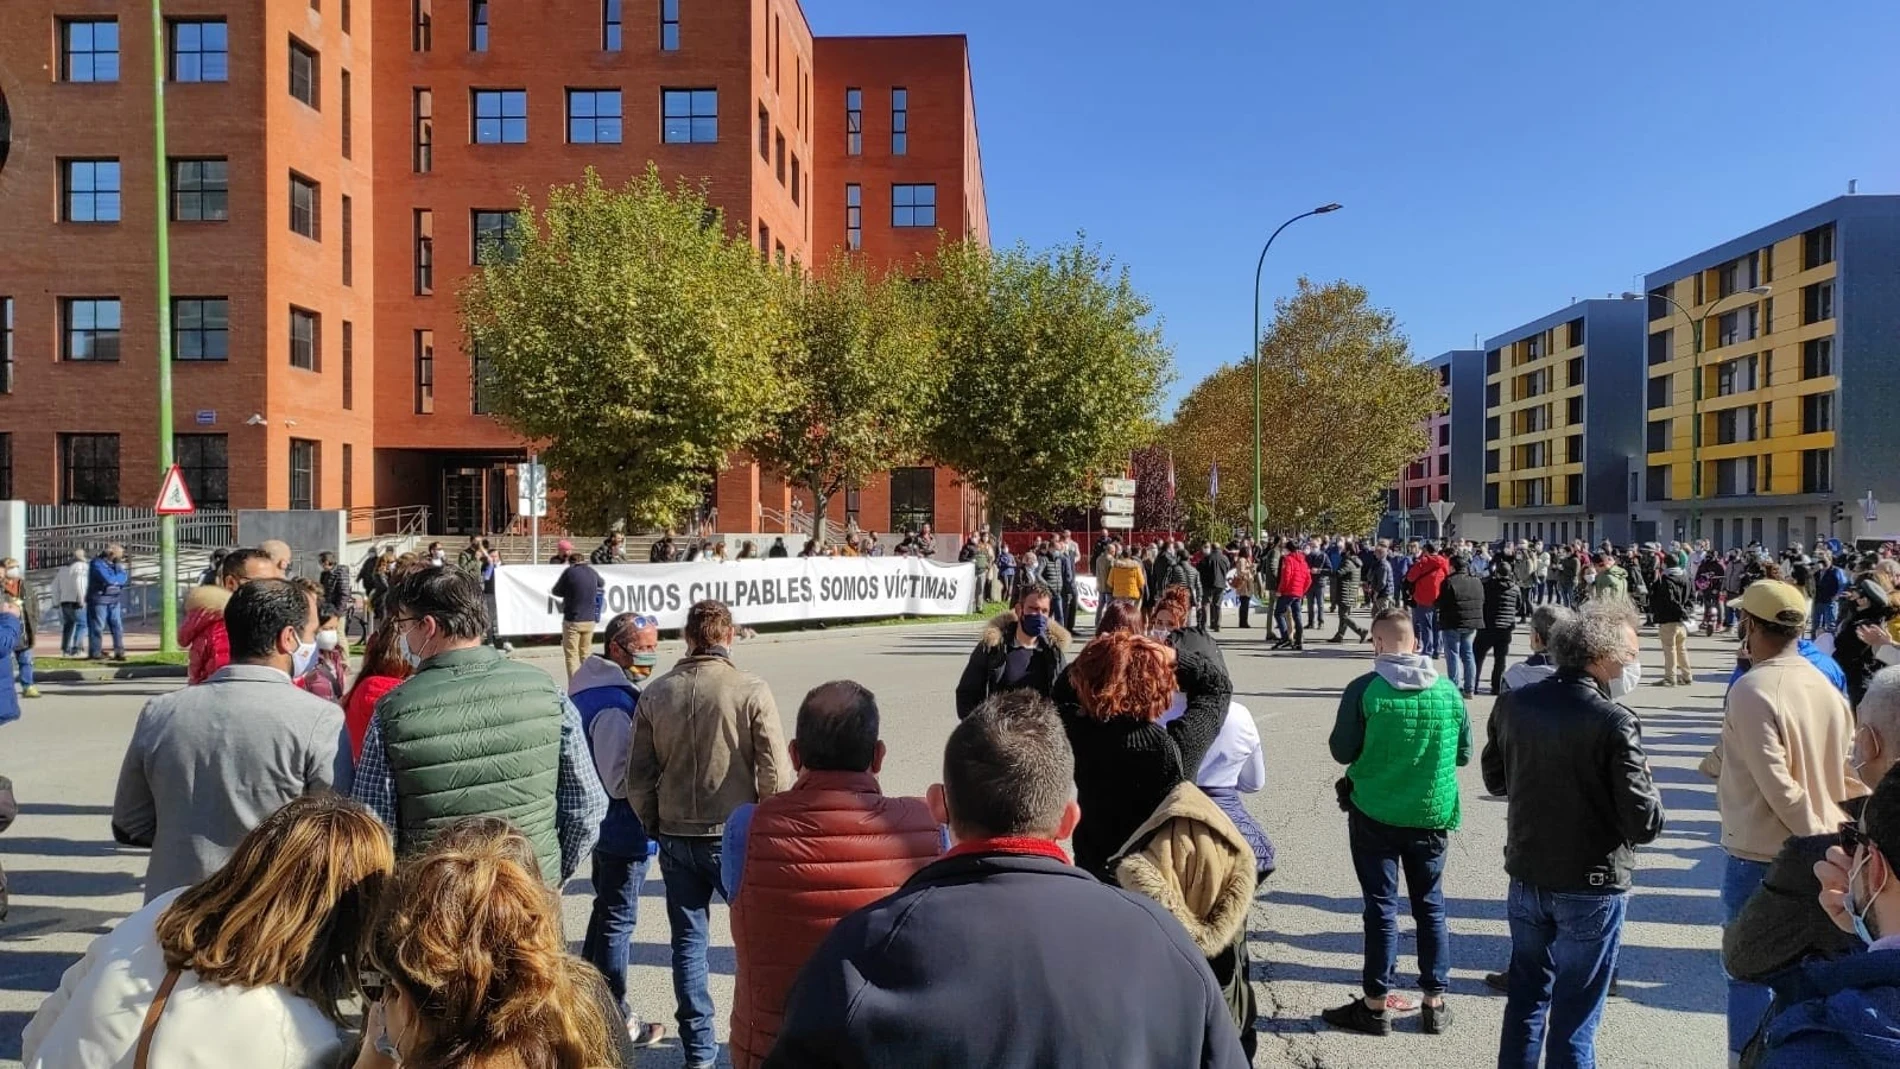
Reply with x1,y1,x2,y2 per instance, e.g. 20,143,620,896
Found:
354,817,621,1069
23,794,393,1068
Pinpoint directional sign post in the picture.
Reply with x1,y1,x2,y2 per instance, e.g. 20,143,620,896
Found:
1427,499,1454,539
154,464,195,515
1102,477,1137,498
519,458,548,561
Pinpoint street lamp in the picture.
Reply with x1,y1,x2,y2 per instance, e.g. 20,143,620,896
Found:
1252,203,1341,539
1620,283,1772,540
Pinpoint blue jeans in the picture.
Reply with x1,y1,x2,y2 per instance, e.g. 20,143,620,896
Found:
581,848,651,1009
1814,598,1838,637
87,603,124,659
1273,595,1303,645
1347,809,1450,998
1441,628,1477,694
1722,854,1772,1054
13,648,32,689
1498,880,1627,1069
1411,606,1439,657
659,835,724,1067
59,603,86,656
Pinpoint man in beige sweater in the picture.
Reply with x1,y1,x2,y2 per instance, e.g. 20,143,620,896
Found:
1710,579,1867,1058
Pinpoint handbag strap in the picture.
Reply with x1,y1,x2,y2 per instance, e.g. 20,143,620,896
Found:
133,969,183,1069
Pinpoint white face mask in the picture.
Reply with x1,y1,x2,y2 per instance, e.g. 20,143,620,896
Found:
398,624,427,669
4,567,18,579
1608,657,1642,699
316,629,341,651
291,637,318,677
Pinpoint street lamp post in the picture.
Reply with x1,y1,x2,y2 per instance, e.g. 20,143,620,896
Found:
151,0,179,653
1620,284,1771,541
1252,204,1341,539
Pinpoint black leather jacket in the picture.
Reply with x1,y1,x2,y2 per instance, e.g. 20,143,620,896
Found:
1481,671,1665,892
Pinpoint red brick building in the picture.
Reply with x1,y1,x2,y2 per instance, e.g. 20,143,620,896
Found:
0,0,988,538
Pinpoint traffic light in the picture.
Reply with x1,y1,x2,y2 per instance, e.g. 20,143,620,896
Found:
1833,501,1847,526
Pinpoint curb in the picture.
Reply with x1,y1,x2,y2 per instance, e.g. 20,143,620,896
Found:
37,665,190,683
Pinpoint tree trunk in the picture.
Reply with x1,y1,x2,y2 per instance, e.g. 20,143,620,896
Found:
810,476,830,549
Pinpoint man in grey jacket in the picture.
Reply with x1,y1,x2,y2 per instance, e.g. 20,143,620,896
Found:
112,578,351,902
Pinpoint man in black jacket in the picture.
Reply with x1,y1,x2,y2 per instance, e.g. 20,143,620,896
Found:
766,692,1249,1069
1481,598,1665,1069
953,584,1069,719
1196,541,1231,632
1651,565,1695,685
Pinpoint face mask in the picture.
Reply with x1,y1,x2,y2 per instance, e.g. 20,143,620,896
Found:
398,628,425,669
316,629,340,651
291,638,318,678
626,650,659,680
1851,726,1881,777
1607,657,1642,699
1018,613,1048,639
1846,846,1889,947
1148,627,1173,641
3,567,17,579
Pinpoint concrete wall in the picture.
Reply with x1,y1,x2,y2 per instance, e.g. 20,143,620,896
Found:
237,508,347,577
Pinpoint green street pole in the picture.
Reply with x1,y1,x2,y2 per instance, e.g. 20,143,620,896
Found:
1252,204,1341,540
152,0,179,652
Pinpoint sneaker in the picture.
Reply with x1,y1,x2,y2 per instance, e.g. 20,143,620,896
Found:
1322,998,1390,1036
1482,971,1509,994
1327,635,1345,644
628,1021,666,1049
20,686,40,698
1658,678,1675,687
1421,998,1453,1035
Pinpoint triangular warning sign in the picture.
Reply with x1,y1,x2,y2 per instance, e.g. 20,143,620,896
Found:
154,464,196,515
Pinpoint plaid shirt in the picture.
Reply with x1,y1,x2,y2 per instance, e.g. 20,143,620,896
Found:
352,696,607,882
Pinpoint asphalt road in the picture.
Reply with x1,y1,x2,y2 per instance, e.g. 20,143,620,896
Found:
0,614,1735,1068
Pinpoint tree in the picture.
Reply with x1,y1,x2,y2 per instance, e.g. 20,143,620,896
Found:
750,258,940,546
459,167,787,530
1167,278,1443,535
922,238,1173,537
1131,445,1184,533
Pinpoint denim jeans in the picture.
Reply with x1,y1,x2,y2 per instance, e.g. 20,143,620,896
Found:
87,603,124,659
658,835,725,1068
1346,809,1450,998
59,603,85,656
1273,595,1304,645
582,848,651,1009
1411,606,1439,657
1441,628,1477,694
1814,598,1839,637
1721,854,1773,1055
1305,584,1325,626
1498,880,1627,1069
12,648,32,690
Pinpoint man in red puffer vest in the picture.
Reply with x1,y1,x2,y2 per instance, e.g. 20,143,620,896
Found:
180,548,279,684
721,681,944,1069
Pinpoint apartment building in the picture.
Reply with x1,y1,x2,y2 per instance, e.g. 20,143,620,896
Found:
1383,349,1482,541
1637,194,1900,550
0,0,989,538
1481,300,1647,546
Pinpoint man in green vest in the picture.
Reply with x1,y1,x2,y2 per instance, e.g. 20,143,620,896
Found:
1324,608,1471,1038
350,565,607,886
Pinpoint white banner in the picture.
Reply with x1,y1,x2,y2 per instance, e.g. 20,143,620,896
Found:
1074,575,1099,614
496,558,977,635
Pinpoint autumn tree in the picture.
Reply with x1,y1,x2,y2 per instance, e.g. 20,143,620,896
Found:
459,167,786,530
922,238,1173,537
750,258,940,546
1167,278,1443,535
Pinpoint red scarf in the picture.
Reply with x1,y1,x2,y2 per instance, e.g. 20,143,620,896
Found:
942,836,1071,865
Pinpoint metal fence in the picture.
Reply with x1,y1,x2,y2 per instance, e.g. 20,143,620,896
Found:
23,505,237,571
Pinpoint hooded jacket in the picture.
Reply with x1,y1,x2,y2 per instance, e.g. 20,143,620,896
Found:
1329,655,1471,831
954,611,1071,719
1500,652,1557,694
180,585,233,685
1747,947,1900,1067
1652,570,1694,625
1276,552,1312,598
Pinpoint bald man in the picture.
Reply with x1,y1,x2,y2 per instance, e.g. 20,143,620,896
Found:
258,539,293,578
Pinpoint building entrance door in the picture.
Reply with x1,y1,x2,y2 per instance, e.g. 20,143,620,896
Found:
443,468,484,535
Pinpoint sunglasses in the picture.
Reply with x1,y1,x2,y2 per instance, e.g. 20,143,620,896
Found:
631,614,659,630
1841,819,1870,856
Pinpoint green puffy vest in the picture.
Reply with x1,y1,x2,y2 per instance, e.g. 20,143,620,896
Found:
1347,675,1467,831
376,646,566,881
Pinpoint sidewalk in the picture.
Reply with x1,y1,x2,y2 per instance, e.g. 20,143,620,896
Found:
29,614,168,657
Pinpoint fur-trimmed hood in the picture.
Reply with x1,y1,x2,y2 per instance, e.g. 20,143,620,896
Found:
1110,781,1257,956
977,610,1071,653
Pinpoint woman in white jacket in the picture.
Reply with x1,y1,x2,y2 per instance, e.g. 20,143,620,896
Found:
23,794,394,1069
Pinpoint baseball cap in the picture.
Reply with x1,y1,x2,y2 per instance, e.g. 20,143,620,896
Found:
1737,580,1809,627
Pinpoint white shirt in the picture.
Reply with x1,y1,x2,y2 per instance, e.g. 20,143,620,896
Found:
1161,694,1265,792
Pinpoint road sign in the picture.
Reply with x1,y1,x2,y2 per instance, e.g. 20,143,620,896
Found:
1427,499,1455,527
154,464,195,515
194,410,216,425
1102,477,1137,498
517,462,548,518
1865,491,1879,524
1101,512,1134,529
1101,494,1136,515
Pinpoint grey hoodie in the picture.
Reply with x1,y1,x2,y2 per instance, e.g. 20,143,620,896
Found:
1373,652,1439,691
1501,653,1558,694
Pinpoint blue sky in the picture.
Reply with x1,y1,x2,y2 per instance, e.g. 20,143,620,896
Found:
811,0,1900,408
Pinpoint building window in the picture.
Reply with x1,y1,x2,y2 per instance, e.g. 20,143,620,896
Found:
1803,224,1836,270
1716,353,1758,396
342,321,354,409
1436,453,1449,477
60,159,121,223
0,434,10,498
472,210,519,264
774,240,784,265
414,0,433,50
469,0,489,51
166,158,227,222
289,172,320,238
172,298,228,361
758,103,770,160
1484,381,1500,409
1485,415,1499,442
891,87,908,155
1647,328,1671,366
659,0,679,50
289,439,319,510
414,210,435,294
1646,419,1669,453
1437,423,1450,448
1646,284,1673,322
1485,348,1501,375
62,298,121,362
1484,449,1499,474
567,89,623,143
342,0,352,34
1565,317,1584,348
1803,281,1834,325
414,330,437,413
341,195,354,286
174,434,228,509
169,20,228,82
1565,473,1583,505
290,307,320,370
1802,392,1834,434
1803,448,1833,494
758,221,769,261
1484,483,1499,509
603,0,622,50
289,38,319,108
341,69,353,158
341,443,353,510
1647,374,1671,410
889,466,935,533
471,342,494,414
662,88,717,143
1566,395,1583,425
1645,465,1670,502
1803,337,1834,379
845,87,862,155
774,131,786,181
845,183,862,251
1715,406,1759,445
1715,456,1758,497
413,88,435,171
60,433,120,505
1566,433,1583,464
1566,356,1584,386
61,19,120,82
473,89,527,144
790,155,801,205
1407,486,1426,510
892,183,935,227
1,297,12,394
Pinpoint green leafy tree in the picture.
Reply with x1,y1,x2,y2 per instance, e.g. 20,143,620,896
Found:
459,167,786,530
922,238,1173,537
750,259,940,546
1168,278,1443,535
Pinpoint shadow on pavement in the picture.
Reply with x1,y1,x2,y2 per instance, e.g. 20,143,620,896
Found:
4,867,144,898
0,1009,30,1061
15,803,115,818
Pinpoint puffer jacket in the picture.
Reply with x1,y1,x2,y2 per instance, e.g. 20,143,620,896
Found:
626,652,792,838
954,611,1071,719
729,771,942,1069
1406,553,1451,607
179,585,233,685
1480,571,1518,631
1435,572,1485,631
1108,558,1147,601
1333,556,1362,611
1276,552,1311,598
1746,948,1900,1067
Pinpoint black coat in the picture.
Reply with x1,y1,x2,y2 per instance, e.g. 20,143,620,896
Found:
1435,573,1486,631
1196,548,1231,592
766,852,1249,1069
1480,571,1518,632
954,614,1071,719
1651,573,1694,625
1481,672,1666,892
